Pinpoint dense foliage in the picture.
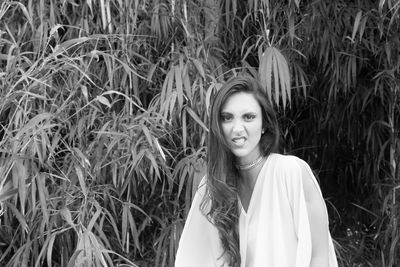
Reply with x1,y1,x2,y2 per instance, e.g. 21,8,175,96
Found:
0,0,399,266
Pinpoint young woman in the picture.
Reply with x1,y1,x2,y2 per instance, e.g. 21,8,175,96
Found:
175,74,338,267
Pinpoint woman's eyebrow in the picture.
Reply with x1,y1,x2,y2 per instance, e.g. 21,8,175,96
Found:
224,110,257,113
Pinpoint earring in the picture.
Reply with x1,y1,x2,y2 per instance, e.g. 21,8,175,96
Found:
261,129,265,134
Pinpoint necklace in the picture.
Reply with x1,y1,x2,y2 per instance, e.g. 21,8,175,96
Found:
235,154,264,170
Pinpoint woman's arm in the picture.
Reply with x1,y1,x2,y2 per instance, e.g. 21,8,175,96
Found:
301,166,330,267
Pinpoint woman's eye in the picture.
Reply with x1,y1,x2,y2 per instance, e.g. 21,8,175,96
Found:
221,114,232,122
244,114,256,121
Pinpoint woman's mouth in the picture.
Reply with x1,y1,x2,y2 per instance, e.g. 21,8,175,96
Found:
232,137,246,146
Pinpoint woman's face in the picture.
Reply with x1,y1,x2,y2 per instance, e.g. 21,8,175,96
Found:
220,92,263,165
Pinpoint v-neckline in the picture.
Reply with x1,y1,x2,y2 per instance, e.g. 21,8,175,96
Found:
238,155,271,216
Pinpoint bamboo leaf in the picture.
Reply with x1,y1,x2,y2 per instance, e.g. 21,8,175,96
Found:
75,166,87,197
155,138,166,161
96,95,111,108
242,43,255,62
103,209,122,246
141,125,153,148
73,147,91,168
185,106,208,132
6,202,28,232
67,249,83,267
379,0,386,13
146,150,160,179
178,164,188,199
87,205,102,232
0,184,18,202
168,91,177,119
147,62,159,82
125,201,148,217
127,207,140,250
122,204,128,249
161,69,175,117
192,59,205,79
81,85,88,102
22,239,31,266
288,12,295,43
272,49,280,106
351,56,356,87
46,233,57,267
183,66,192,101
57,37,89,52
60,207,76,229
351,11,363,42
359,16,368,41
16,113,52,139
87,231,108,266
206,82,221,114
93,218,112,251
175,65,184,110
182,108,187,150
36,173,49,227
100,0,107,31
12,159,27,216
10,1,33,29
259,47,274,102
276,50,291,107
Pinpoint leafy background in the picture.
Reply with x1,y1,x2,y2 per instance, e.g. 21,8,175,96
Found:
0,0,399,266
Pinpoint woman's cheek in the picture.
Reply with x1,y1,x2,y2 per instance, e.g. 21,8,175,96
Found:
221,123,231,141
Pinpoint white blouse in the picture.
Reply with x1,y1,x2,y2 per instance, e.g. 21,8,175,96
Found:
175,153,338,267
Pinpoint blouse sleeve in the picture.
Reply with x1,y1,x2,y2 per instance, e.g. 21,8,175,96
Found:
174,178,226,267
284,156,338,267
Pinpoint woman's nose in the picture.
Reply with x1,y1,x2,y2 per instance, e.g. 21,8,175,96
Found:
232,120,245,133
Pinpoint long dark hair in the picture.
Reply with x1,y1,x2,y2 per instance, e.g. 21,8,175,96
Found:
201,74,280,266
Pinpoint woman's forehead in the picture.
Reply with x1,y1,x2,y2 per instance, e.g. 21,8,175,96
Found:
221,92,260,112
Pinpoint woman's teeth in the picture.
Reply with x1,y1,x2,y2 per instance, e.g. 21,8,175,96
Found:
233,137,246,145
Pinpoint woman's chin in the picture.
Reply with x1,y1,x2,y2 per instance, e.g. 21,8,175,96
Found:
231,151,250,161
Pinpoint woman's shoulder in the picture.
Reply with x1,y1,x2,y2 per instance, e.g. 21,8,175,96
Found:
266,153,313,180
268,153,308,169
267,153,320,195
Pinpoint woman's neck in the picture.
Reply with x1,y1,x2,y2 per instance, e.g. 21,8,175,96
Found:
238,156,266,192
